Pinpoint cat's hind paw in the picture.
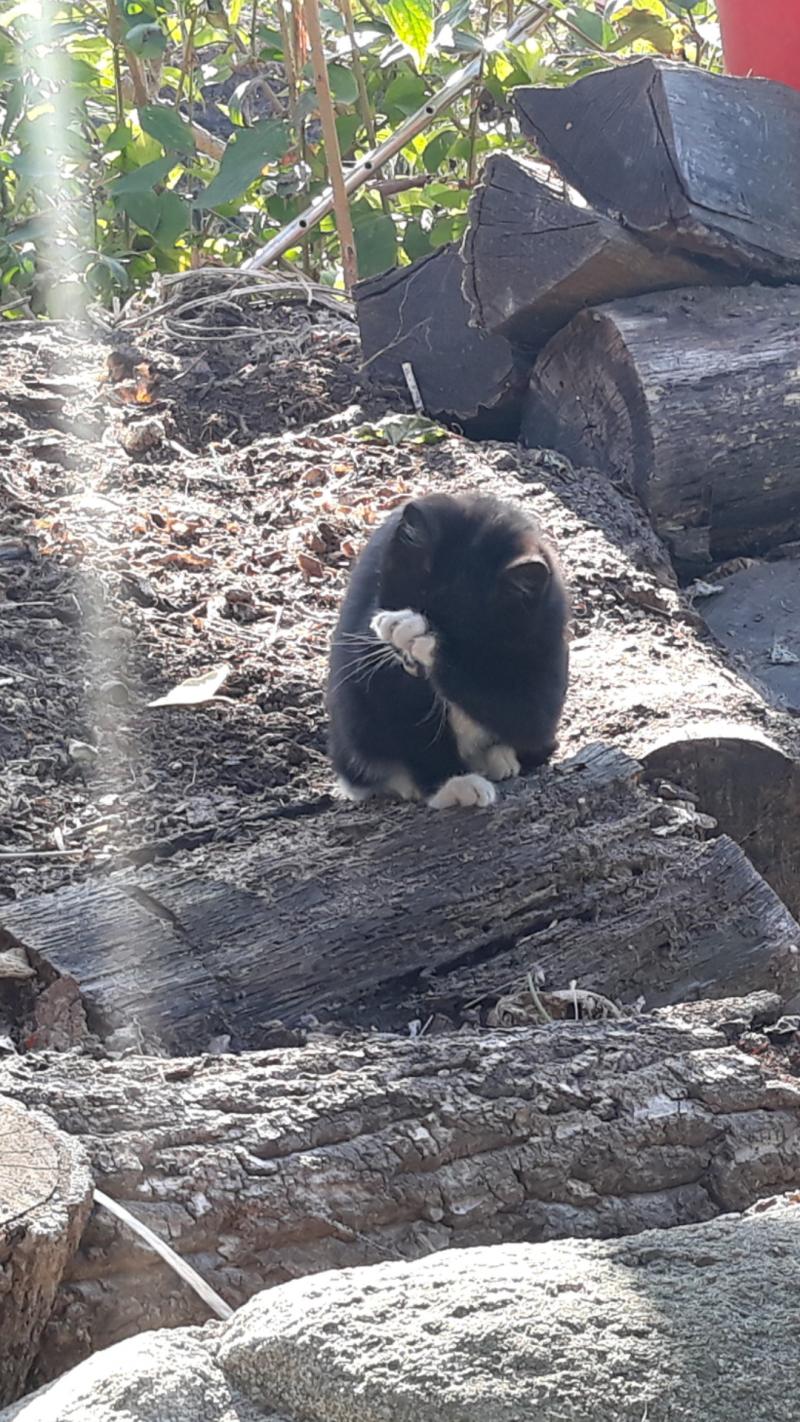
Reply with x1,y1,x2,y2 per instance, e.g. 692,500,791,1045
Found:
427,773,497,810
481,744,521,782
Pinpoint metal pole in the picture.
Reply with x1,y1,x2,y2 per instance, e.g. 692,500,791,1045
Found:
242,1,551,273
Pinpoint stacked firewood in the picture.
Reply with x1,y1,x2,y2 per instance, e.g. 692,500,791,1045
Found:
355,58,800,570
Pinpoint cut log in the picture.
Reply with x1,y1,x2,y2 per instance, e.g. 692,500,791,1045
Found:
462,153,720,349
4,1010,800,1379
353,243,528,437
3,442,800,1046
520,285,800,569
515,58,800,277
2,742,800,1050
0,1096,92,1406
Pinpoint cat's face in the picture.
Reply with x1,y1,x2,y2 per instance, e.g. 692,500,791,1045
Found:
378,494,556,653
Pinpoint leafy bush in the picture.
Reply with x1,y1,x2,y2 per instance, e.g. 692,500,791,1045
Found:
0,0,719,316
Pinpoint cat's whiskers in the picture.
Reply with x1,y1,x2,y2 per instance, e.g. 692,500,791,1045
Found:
416,688,448,748
329,643,399,694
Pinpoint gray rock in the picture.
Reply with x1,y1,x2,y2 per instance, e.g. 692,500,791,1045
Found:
6,1197,800,1422
0,1329,268,1422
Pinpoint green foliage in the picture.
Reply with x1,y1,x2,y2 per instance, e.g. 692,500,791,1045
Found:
382,0,435,71
0,0,721,316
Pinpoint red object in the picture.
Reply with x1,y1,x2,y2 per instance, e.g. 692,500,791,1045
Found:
717,0,800,92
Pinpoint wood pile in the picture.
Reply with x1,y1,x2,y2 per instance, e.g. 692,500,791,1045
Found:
6,58,800,1416
356,58,800,568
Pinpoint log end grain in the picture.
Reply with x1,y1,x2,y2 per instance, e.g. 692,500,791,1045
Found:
0,1096,93,1406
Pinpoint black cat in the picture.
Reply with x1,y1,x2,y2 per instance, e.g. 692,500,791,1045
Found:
326,493,569,808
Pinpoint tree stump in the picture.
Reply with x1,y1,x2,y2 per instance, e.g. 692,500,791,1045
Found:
353,243,528,436
515,57,800,276
4,1008,800,1381
462,153,719,349
0,1096,92,1406
521,285,800,568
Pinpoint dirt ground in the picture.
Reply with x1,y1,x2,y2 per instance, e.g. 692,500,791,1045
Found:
0,286,793,910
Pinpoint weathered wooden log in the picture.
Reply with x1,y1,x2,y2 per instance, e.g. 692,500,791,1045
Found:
2,741,800,1050
515,58,800,277
4,1009,800,1380
354,243,529,436
0,1096,92,1405
3,441,800,1046
462,153,719,349
520,285,800,569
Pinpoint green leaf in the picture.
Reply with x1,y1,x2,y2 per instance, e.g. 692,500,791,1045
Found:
125,21,167,56
429,213,463,246
335,113,361,156
194,119,289,209
403,218,432,262
566,6,615,45
354,413,448,445
154,190,190,248
423,127,457,170
327,63,359,105
139,104,195,155
383,71,426,119
103,121,132,153
424,181,470,209
353,209,397,277
116,189,161,232
382,0,434,71
109,156,174,195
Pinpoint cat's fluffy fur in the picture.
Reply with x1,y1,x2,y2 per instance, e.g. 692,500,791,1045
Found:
326,493,569,808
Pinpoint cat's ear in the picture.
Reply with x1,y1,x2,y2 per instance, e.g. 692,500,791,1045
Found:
502,552,551,601
392,500,434,571
397,500,434,549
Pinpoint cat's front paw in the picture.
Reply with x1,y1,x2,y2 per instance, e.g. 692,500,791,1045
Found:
371,609,436,671
427,773,497,810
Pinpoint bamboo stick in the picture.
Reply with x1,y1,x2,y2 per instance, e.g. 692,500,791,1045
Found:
242,0,551,272
303,0,359,290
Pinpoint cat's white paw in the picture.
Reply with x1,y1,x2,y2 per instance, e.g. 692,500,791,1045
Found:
427,773,497,810
371,608,427,652
481,744,521,781
371,609,436,673
408,633,436,669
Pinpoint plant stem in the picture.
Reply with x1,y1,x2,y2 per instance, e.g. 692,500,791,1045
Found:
303,0,359,289
338,0,390,213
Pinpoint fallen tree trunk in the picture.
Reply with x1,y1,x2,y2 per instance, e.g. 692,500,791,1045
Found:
3,1010,800,1381
0,1096,92,1406
515,57,800,276
3,443,800,1045
521,285,800,569
354,243,529,437
462,153,720,349
2,742,800,1050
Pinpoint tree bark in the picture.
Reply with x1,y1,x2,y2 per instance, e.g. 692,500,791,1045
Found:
0,1096,93,1406
354,243,529,437
462,153,720,349
515,57,800,277
2,742,799,1051
521,285,800,569
3,442,800,1047
3,1008,800,1382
